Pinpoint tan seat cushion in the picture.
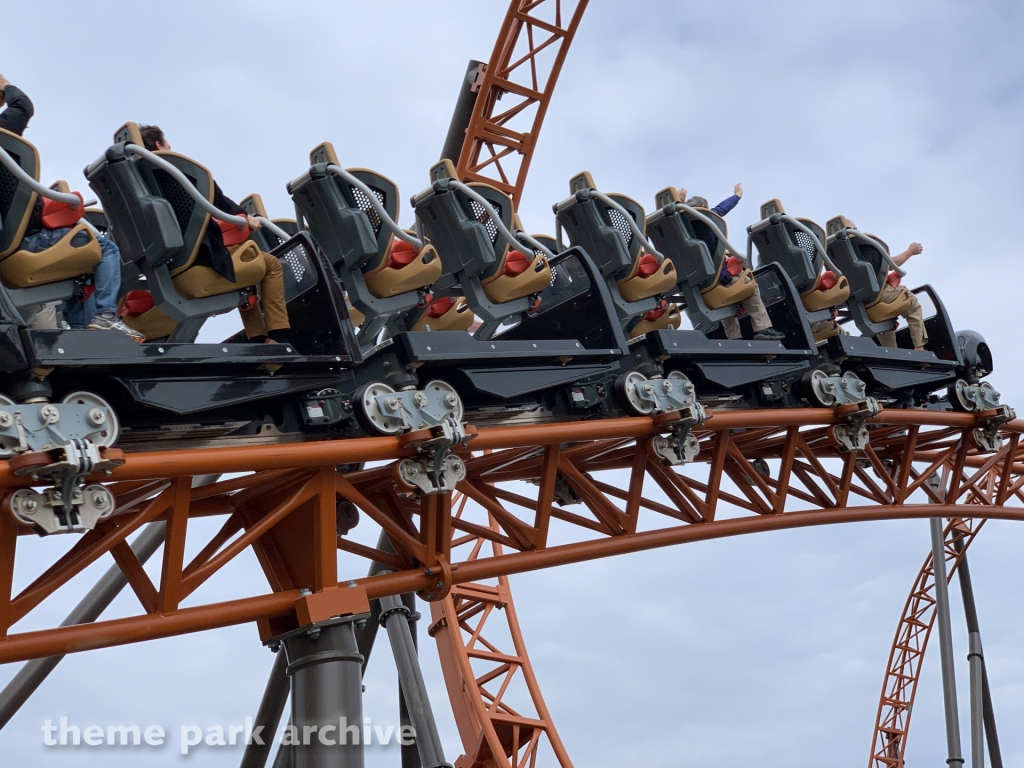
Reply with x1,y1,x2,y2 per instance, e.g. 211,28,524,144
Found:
173,242,267,299
364,241,443,298
120,305,177,341
0,223,103,289
411,297,475,332
866,286,913,323
801,275,851,312
811,319,844,343
481,250,552,303
629,304,681,338
700,268,757,310
617,255,678,302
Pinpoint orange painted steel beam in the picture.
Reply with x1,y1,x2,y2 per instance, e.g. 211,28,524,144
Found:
0,412,1019,666
0,504,1021,665
431,497,574,768
456,0,590,207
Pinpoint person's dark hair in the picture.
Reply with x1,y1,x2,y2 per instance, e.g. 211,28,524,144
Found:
138,124,165,151
685,195,709,209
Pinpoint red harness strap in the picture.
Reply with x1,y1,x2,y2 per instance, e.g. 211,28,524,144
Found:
217,217,250,246
41,192,86,229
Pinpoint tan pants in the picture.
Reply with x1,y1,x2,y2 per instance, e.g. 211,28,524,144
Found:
721,282,772,339
875,284,927,349
240,252,290,339
26,304,58,329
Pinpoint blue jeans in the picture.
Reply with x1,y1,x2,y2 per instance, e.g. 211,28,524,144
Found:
19,228,122,327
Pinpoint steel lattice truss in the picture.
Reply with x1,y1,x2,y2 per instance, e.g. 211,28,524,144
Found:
431,497,573,768
1,408,1021,678
456,0,589,206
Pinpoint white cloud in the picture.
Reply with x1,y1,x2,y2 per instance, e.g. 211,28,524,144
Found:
1,1,1022,766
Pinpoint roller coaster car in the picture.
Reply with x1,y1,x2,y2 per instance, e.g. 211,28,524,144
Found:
556,175,816,409
0,128,104,318
31,127,358,444
288,149,626,435
340,158,631,421
289,142,446,347
755,207,988,403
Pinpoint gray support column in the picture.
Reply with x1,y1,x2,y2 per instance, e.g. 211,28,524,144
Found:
379,594,452,768
954,541,1003,768
0,520,167,729
930,517,964,766
399,591,422,768
240,650,291,768
282,618,365,768
440,60,486,163
271,730,293,768
968,632,984,768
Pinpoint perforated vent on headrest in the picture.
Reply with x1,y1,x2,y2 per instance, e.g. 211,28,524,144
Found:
606,207,634,249
470,199,501,245
0,162,18,222
857,243,883,274
153,169,196,232
794,230,817,262
349,185,386,238
692,219,718,255
281,243,309,283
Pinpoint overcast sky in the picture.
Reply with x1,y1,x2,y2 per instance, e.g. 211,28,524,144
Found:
2,1,1024,766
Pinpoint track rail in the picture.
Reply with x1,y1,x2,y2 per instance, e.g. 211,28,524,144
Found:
455,0,589,206
430,496,574,768
0,409,1021,669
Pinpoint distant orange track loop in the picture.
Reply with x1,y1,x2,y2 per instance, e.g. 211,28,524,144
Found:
456,0,590,208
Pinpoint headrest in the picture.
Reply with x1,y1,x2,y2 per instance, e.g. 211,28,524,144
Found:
864,233,890,254
239,193,269,218
49,180,71,194
760,198,785,219
569,171,597,194
310,141,341,167
826,215,855,237
654,186,682,208
114,122,144,147
430,158,458,183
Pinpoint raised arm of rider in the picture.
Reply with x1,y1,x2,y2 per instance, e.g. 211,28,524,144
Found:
892,242,923,267
0,78,35,137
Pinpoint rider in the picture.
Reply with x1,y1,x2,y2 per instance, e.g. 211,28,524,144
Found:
138,125,291,344
0,74,34,136
847,220,927,350
1,77,142,340
682,183,785,342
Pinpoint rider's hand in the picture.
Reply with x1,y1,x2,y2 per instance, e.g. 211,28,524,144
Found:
906,242,923,257
0,74,10,93
734,182,743,198
677,187,687,202
246,215,262,231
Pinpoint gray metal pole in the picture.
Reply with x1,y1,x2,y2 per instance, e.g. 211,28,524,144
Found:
399,590,422,768
968,632,984,768
930,516,964,766
954,540,1003,768
379,594,452,768
282,618,365,768
271,727,293,768
440,60,486,164
240,650,291,768
0,520,167,729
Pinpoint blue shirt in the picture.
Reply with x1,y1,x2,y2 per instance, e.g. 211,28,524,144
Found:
712,194,740,217
712,195,740,284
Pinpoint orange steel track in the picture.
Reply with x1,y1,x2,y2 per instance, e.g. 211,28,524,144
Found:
455,0,589,207
0,408,1021,676
869,513,985,767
